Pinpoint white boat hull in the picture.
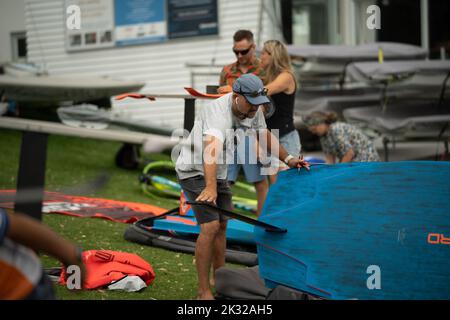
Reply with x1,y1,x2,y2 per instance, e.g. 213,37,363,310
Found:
0,74,144,103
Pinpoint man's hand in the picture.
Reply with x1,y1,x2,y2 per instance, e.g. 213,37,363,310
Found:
6,209,88,289
287,156,310,171
196,186,218,205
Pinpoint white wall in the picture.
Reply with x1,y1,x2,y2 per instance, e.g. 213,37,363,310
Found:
25,0,280,128
0,0,26,63
353,0,377,44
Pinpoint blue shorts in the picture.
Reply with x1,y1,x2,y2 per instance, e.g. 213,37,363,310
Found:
279,130,302,157
227,135,265,184
262,130,302,174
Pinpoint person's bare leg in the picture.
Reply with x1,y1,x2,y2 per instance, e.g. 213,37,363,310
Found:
196,220,220,300
269,174,277,185
269,164,288,185
211,220,228,287
254,178,269,216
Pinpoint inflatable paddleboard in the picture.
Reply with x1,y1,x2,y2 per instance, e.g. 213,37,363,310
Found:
256,161,450,299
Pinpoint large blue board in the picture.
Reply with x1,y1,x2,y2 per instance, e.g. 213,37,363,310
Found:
256,162,450,299
153,214,255,245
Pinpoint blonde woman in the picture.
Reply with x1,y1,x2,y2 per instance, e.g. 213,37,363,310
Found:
260,40,301,183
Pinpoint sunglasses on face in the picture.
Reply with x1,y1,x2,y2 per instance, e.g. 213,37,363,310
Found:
233,46,252,56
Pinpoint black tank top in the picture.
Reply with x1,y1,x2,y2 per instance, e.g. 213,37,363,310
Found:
266,89,296,138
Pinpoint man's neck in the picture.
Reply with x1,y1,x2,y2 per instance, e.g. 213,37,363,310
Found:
237,56,256,72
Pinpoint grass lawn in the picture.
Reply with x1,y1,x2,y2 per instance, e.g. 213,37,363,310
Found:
0,128,249,300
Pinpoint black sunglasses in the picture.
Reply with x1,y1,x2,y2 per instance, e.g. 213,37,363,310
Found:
235,87,268,98
233,46,252,56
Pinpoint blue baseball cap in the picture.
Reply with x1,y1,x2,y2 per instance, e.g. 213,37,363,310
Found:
232,74,271,106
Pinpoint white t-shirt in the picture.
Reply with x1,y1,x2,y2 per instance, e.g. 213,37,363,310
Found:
175,93,267,180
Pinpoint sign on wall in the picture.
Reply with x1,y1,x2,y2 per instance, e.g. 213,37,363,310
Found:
65,0,218,52
114,0,167,46
168,0,218,39
65,0,115,52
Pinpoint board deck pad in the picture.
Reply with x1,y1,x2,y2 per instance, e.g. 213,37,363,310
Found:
256,161,450,300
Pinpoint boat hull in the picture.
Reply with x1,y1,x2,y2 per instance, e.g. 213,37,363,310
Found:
0,74,144,103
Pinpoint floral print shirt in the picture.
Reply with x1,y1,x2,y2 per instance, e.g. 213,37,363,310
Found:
219,58,265,87
320,122,380,162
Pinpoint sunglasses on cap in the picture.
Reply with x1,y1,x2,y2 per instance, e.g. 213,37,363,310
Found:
235,87,268,98
233,46,252,56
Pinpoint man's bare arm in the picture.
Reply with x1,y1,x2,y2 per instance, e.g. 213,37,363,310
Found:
260,129,290,162
259,129,310,170
196,135,223,204
6,209,83,267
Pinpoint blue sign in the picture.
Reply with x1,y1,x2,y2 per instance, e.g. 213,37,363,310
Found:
114,0,167,46
168,0,218,39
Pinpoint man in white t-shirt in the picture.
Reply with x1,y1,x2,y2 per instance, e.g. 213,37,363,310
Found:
175,73,309,300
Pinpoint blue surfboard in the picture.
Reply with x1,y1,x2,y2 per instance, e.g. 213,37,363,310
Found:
256,161,450,300
152,209,256,245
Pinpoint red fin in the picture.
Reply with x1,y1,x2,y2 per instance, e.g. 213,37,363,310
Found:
184,87,224,99
115,93,156,101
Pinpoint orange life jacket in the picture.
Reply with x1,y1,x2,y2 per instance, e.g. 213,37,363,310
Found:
59,250,155,289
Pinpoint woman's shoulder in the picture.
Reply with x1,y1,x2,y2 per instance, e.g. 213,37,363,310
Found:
330,121,345,129
273,71,296,94
277,70,295,82
329,122,351,135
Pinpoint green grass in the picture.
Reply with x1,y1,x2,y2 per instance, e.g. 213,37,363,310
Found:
0,128,248,300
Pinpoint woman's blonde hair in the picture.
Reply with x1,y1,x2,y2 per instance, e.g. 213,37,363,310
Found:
262,40,295,84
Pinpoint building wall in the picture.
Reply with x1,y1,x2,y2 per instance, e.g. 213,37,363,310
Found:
24,0,280,128
0,0,26,63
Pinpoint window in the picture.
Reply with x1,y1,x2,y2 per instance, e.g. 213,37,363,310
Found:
428,0,450,59
376,0,421,46
292,0,340,45
11,31,27,61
